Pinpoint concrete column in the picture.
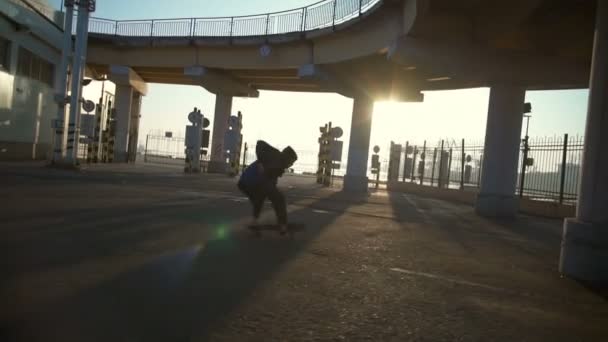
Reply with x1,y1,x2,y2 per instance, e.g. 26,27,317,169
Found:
127,92,142,163
475,85,526,217
344,96,374,192
208,94,233,173
559,0,608,283
113,84,133,163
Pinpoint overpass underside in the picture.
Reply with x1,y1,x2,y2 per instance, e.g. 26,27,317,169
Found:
76,0,606,283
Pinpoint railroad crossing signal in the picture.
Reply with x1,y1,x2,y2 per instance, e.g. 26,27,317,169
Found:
317,122,343,186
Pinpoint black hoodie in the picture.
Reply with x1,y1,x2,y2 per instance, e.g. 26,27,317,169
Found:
255,140,286,181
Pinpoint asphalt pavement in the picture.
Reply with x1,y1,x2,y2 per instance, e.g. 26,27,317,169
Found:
1,162,606,341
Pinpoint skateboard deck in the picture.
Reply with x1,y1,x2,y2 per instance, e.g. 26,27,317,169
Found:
248,223,306,237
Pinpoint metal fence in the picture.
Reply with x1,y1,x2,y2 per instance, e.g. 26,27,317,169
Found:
84,0,382,37
243,144,334,176
143,133,210,168
243,142,393,183
398,139,485,190
517,134,584,204
391,134,584,204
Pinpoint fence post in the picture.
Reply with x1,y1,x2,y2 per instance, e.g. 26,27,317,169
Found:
420,140,426,185
402,141,409,182
242,142,248,171
519,135,530,197
359,0,363,16
460,138,465,190
477,154,483,187
150,20,154,36
430,147,437,186
559,133,569,204
230,17,234,37
447,147,453,187
144,134,149,162
190,18,195,36
332,0,338,29
301,7,307,31
411,146,417,181
265,13,270,35
376,162,380,189
438,140,445,187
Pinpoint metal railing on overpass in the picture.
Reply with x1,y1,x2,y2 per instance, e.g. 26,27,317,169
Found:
86,0,382,37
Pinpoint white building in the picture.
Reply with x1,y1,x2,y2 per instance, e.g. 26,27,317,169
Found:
0,0,115,161
0,0,65,160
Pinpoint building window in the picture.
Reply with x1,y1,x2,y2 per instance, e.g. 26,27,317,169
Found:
16,47,55,86
17,47,34,77
40,61,54,86
0,37,10,71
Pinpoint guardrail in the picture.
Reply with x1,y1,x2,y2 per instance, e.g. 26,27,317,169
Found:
86,0,382,37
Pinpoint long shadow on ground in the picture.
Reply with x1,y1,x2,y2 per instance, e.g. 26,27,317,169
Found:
6,191,363,342
1,199,244,280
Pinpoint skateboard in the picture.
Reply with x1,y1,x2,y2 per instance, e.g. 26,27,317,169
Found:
248,223,306,238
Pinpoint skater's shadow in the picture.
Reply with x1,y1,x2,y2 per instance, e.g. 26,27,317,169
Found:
17,191,358,342
172,191,361,340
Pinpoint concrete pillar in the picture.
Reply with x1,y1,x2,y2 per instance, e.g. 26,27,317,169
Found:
113,84,133,163
208,94,233,173
559,0,608,283
127,92,142,163
344,96,374,192
475,85,526,217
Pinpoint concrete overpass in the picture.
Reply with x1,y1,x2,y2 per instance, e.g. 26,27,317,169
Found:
76,0,605,283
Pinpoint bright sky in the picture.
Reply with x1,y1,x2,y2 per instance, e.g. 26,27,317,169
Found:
70,0,590,160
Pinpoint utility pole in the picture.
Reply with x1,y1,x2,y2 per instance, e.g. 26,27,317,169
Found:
65,0,96,166
51,0,75,164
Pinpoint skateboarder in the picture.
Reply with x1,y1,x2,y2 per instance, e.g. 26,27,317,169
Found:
238,140,298,234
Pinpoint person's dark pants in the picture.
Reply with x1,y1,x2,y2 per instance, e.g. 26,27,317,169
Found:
238,180,287,225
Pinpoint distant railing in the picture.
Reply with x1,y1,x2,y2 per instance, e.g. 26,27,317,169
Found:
85,0,382,37
389,134,584,205
516,134,584,204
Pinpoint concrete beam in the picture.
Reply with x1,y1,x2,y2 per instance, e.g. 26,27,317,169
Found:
184,66,259,98
301,63,423,102
297,64,356,98
388,37,590,89
109,65,148,96
378,67,424,102
472,0,544,41
402,0,430,35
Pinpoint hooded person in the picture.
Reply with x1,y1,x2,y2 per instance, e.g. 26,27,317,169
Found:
238,140,298,233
